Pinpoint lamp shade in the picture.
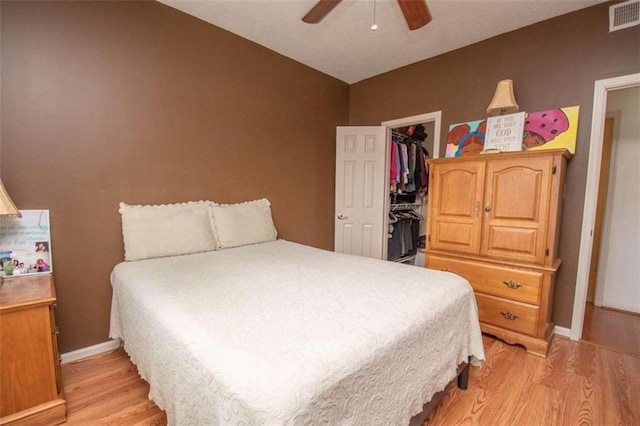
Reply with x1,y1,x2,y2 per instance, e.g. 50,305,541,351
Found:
487,79,519,116
0,180,22,218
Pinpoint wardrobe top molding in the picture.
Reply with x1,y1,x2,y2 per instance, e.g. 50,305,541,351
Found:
428,149,572,164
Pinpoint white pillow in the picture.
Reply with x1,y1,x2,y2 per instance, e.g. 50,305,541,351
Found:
119,201,217,261
211,198,277,249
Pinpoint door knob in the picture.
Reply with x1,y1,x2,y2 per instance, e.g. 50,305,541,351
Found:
484,205,491,212
337,214,348,220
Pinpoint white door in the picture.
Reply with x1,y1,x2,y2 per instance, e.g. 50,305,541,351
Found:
335,126,388,259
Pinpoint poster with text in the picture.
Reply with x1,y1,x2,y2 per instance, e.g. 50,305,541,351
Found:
484,112,526,152
0,210,52,276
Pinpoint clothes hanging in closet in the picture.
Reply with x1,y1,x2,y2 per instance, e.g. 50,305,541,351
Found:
390,133,429,196
387,209,422,261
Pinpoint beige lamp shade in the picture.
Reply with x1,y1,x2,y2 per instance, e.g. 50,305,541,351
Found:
487,79,519,116
0,179,22,218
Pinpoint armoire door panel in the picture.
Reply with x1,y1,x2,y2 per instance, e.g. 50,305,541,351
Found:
428,161,484,255
489,167,543,220
486,226,539,258
435,221,476,248
439,169,481,216
482,157,553,264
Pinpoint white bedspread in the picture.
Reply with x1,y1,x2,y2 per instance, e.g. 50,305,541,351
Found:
110,240,484,425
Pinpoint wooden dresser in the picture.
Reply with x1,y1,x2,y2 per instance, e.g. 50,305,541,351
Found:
425,149,570,357
0,274,66,425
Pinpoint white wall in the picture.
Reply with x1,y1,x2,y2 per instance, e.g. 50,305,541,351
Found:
597,86,640,313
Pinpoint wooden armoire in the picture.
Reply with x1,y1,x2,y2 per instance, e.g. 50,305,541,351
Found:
424,149,570,357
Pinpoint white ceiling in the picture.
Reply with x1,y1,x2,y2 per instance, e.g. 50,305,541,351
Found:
157,0,606,84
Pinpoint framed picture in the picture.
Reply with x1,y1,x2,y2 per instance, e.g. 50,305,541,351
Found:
0,210,52,277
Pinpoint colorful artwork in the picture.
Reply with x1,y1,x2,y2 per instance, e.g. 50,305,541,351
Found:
524,105,580,153
446,119,486,157
446,105,580,157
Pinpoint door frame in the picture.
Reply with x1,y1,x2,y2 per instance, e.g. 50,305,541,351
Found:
381,111,442,160
592,114,618,308
570,73,640,341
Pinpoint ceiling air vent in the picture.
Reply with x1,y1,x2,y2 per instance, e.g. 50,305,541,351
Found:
609,0,640,32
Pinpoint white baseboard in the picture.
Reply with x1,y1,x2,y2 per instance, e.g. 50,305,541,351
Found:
60,339,122,365
553,326,571,338
600,301,640,315
60,325,574,364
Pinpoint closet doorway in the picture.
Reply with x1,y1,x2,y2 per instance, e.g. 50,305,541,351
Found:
382,112,441,266
571,73,640,344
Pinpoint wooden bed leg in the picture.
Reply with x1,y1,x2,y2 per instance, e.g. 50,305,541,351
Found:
457,362,470,390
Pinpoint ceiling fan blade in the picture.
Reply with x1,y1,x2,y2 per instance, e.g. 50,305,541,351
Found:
302,0,343,24
397,0,432,30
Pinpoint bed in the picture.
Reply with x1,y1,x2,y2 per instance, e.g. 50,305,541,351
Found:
109,238,485,425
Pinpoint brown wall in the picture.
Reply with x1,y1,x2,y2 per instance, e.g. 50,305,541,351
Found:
1,1,349,352
349,3,640,327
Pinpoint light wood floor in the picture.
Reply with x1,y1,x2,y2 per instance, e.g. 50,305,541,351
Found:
62,350,166,425
426,335,640,425
61,334,640,425
582,302,640,357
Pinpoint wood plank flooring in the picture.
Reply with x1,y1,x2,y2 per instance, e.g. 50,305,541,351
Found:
62,350,166,425
426,335,639,425
61,335,640,425
582,302,640,357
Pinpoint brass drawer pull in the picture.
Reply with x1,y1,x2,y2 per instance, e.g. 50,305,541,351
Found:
441,268,455,273
500,311,518,320
503,280,523,289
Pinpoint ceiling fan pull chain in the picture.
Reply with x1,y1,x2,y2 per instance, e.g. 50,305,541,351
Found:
371,0,378,31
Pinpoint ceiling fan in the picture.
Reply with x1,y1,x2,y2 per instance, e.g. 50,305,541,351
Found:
302,0,432,31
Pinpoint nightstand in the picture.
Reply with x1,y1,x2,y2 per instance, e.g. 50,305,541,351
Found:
0,274,66,425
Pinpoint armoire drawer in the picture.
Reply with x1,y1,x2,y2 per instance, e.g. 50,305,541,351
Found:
426,255,543,305
475,293,539,336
